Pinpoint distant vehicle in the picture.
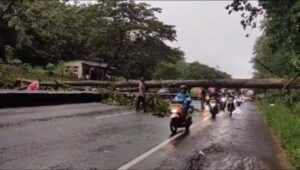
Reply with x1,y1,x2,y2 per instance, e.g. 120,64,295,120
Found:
209,97,219,118
236,96,242,107
246,89,254,96
219,95,227,111
157,88,170,94
227,95,235,116
190,87,202,100
245,90,254,101
245,96,254,101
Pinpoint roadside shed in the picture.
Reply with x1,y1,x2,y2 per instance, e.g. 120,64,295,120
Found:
64,60,115,80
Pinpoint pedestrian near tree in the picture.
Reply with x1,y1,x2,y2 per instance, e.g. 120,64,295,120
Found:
135,77,147,112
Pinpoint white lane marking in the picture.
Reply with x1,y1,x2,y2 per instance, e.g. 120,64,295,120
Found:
117,116,211,170
95,111,135,120
202,116,210,122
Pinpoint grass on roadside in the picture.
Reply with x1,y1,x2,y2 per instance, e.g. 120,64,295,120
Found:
257,100,300,169
0,64,74,88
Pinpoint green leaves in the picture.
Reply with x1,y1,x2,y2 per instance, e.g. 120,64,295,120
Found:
153,60,231,80
0,0,230,80
0,0,185,79
228,0,300,79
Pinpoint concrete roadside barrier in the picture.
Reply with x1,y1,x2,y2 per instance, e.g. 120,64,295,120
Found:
0,90,109,108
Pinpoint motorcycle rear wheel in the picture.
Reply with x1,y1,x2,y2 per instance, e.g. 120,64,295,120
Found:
211,112,217,118
185,117,192,131
170,118,178,134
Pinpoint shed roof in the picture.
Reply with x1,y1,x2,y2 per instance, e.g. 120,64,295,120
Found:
65,60,115,69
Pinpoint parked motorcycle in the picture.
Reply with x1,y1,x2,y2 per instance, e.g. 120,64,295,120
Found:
169,101,193,134
227,96,235,116
209,98,219,118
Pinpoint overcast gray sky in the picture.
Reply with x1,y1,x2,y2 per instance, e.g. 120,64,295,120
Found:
75,0,263,78
143,1,263,78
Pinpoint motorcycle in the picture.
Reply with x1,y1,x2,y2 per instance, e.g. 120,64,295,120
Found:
236,96,242,107
169,101,193,134
209,98,219,118
227,96,235,116
219,96,227,111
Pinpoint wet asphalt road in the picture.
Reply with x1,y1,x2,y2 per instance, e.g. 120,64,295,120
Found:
0,102,280,169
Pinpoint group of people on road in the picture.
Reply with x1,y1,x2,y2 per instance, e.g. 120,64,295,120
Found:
199,87,239,108
135,78,241,117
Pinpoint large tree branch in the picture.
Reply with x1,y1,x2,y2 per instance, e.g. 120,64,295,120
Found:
18,78,300,89
253,58,277,77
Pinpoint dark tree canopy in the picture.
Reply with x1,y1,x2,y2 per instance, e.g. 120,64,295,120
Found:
227,0,300,78
0,0,231,80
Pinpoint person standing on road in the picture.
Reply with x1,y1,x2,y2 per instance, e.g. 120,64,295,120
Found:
135,77,147,112
200,88,206,110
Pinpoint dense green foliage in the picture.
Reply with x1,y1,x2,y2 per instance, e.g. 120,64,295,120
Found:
257,100,300,169
102,91,133,106
229,0,300,110
154,61,231,80
0,0,230,80
252,35,297,78
102,91,170,116
227,0,300,79
0,0,179,79
229,0,300,104
0,63,75,88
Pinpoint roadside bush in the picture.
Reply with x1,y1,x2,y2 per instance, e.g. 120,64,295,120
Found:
152,98,170,117
145,95,170,117
263,89,300,107
22,63,32,70
45,63,55,76
102,93,170,116
7,58,22,66
102,91,132,106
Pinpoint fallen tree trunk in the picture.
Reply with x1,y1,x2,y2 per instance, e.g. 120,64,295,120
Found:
18,78,300,89
53,80,86,91
117,87,139,92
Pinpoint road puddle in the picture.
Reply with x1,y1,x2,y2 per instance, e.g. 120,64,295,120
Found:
184,143,269,170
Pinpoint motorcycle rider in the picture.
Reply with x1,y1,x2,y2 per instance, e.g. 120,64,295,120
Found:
174,85,192,117
227,90,236,110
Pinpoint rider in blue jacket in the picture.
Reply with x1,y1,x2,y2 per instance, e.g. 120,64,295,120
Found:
174,85,192,114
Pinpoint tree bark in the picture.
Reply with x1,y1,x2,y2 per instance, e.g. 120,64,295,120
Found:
18,78,300,89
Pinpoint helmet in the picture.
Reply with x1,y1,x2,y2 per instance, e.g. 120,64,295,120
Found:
180,85,188,90
179,85,188,92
